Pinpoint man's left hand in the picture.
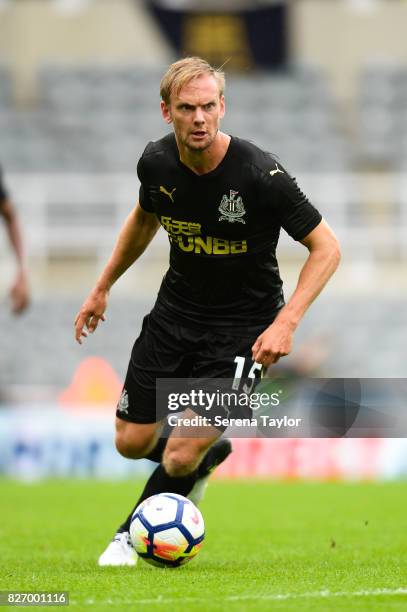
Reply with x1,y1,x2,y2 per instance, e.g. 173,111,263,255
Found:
251,318,294,367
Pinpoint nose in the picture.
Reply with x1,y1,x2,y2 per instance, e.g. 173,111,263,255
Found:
193,107,205,124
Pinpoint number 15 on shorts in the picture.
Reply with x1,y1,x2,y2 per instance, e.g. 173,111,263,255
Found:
232,356,263,392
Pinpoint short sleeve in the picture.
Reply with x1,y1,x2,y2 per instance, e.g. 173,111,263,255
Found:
262,165,322,241
137,156,154,213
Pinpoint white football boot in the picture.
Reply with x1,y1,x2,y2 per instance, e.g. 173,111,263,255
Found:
98,532,137,567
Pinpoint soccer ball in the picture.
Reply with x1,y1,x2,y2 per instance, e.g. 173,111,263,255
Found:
130,493,205,567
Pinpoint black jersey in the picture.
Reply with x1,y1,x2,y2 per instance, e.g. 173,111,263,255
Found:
137,133,322,332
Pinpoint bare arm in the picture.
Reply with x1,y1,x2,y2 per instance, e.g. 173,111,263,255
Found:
252,219,341,367
0,198,30,314
74,203,160,343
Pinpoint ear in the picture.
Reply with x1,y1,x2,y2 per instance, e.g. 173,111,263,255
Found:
219,95,225,120
161,100,173,124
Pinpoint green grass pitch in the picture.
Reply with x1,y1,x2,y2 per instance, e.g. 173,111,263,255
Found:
0,479,406,611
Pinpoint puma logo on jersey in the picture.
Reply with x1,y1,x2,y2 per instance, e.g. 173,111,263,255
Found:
270,164,284,177
160,185,176,203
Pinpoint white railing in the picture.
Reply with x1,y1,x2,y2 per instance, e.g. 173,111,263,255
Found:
4,172,407,263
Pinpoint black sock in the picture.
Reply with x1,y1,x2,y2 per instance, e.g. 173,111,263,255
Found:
117,464,199,534
144,438,167,463
143,420,173,463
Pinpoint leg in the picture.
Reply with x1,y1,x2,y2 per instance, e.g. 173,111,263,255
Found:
115,417,163,460
163,409,222,477
98,312,193,566
115,410,229,535
98,417,164,567
99,411,232,567
163,409,233,505
99,314,245,566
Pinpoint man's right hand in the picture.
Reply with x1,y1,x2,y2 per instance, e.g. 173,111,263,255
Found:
10,270,30,315
74,288,108,344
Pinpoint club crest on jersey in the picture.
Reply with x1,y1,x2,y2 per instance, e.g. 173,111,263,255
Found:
218,190,246,224
117,389,129,414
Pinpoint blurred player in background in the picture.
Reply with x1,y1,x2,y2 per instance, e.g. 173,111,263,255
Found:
0,165,30,314
75,57,341,566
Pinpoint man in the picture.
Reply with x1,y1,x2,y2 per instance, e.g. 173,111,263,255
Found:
74,57,341,566
0,166,30,314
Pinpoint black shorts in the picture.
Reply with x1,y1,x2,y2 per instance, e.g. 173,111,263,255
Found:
116,309,267,425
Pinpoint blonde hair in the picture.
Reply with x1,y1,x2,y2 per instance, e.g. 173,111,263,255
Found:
160,57,225,105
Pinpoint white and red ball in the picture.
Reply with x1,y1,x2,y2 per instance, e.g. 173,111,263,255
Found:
130,493,205,567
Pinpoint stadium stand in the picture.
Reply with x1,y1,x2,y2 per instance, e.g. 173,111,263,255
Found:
359,60,407,167
223,66,349,172
1,58,405,266
0,61,369,262
0,62,350,173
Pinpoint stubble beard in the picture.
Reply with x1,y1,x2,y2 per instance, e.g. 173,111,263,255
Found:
185,128,218,153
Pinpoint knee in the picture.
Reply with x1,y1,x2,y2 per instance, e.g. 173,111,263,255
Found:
115,433,148,459
162,448,199,478
115,425,156,460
